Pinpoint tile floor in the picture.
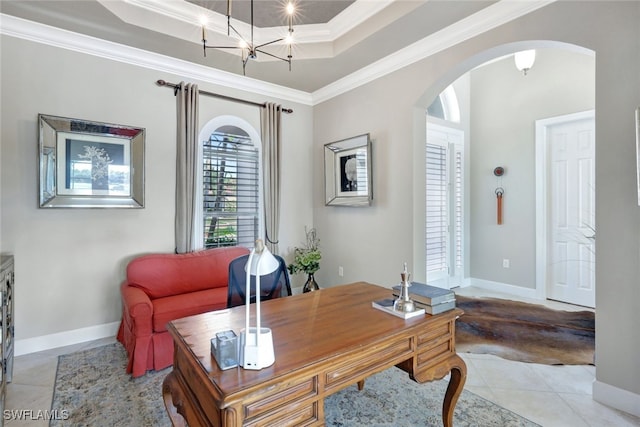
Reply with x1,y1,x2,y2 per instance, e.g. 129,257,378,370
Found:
4,288,640,426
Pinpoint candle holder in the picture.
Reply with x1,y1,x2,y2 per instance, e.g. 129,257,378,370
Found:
394,263,416,313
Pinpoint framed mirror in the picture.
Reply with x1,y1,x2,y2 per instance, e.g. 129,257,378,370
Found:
324,133,372,207
38,114,145,208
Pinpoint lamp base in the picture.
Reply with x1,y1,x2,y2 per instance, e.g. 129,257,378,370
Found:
239,327,275,370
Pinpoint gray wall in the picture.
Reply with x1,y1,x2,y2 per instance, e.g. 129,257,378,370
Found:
0,36,314,342
313,1,640,400
470,48,595,289
1,0,638,410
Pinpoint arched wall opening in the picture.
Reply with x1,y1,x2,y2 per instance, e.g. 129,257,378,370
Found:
413,40,595,302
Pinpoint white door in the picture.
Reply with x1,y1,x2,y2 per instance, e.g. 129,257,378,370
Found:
537,111,595,307
426,123,464,290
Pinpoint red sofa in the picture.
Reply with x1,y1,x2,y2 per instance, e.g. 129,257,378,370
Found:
117,246,249,377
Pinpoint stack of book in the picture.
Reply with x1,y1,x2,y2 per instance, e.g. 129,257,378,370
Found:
371,298,425,319
391,282,456,315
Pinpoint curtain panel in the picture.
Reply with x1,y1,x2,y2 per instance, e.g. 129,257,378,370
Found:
175,82,199,253
261,103,282,255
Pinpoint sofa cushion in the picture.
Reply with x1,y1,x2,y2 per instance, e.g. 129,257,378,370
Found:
152,287,228,332
127,247,248,299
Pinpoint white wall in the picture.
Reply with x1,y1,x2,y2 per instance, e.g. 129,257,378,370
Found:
469,48,595,289
313,0,640,412
0,35,314,348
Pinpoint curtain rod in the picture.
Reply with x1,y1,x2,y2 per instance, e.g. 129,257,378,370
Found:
156,80,293,114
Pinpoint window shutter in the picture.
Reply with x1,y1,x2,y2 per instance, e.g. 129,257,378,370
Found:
426,142,448,274
203,131,259,248
453,147,464,271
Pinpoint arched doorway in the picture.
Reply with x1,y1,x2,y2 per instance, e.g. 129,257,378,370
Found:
418,41,595,305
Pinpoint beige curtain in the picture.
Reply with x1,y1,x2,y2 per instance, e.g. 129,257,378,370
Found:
175,82,199,253
261,103,282,254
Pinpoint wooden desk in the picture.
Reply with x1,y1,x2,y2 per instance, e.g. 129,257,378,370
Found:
163,282,466,426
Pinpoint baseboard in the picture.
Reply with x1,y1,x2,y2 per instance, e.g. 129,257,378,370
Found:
593,380,640,418
15,321,120,356
464,278,541,300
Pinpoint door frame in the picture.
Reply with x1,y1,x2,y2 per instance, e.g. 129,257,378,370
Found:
534,109,595,302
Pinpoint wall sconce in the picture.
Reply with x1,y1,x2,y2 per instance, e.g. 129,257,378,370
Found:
514,50,536,75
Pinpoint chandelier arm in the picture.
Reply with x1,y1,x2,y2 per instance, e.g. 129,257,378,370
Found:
242,55,250,75
204,45,242,51
254,38,285,50
250,0,254,47
227,23,249,47
255,48,291,63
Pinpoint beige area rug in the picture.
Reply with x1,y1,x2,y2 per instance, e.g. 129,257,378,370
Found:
455,295,595,365
50,343,539,426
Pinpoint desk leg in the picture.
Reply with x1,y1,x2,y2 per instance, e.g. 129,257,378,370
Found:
442,354,467,427
163,371,188,427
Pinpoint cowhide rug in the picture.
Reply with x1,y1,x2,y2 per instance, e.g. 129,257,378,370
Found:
455,295,595,365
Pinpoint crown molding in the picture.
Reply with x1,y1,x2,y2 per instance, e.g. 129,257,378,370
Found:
111,0,394,45
0,13,313,106
0,0,556,107
311,0,557,104
325,0,394,40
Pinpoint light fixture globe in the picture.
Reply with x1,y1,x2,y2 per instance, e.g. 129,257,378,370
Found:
514,49,536,75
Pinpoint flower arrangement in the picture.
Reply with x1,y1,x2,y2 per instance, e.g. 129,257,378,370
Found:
288,227,321,275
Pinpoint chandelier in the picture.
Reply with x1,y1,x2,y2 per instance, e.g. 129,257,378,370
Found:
201,0,296,75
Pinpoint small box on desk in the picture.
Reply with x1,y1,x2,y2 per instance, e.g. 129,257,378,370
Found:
211,330,238,370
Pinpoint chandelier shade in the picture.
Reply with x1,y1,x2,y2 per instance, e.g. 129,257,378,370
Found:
201,0,296,75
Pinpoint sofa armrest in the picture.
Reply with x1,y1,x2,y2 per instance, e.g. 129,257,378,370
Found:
120,282,153,335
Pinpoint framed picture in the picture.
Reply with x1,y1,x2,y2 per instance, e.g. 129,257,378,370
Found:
38,114,145,208
324,134,372,206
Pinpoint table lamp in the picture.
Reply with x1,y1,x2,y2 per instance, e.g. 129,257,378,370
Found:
239,239,279,370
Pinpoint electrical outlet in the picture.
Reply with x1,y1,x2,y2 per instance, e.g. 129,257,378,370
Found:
503,259,510,268
338,266,344,277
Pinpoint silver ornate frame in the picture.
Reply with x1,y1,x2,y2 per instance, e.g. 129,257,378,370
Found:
324,133,372,207
38,114,145,208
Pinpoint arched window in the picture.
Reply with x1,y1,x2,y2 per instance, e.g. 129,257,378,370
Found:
427,85,460,123
196,116,263,250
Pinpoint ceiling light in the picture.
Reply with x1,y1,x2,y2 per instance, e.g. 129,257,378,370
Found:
514,49,536,75
201,0,295,75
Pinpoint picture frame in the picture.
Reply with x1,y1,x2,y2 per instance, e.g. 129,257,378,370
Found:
324,134,372,206
38,114,145,208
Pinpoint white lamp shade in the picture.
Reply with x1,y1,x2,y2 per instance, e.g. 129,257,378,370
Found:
246,246,279,276
514,50,536,72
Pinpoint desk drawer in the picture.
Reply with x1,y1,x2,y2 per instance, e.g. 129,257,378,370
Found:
324,336,412,392
416,320,453,369
243,376,318,420
245,400,319,427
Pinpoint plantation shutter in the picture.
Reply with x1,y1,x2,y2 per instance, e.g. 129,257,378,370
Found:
202,131,259,248
426,142,448,274
453,146,463,271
